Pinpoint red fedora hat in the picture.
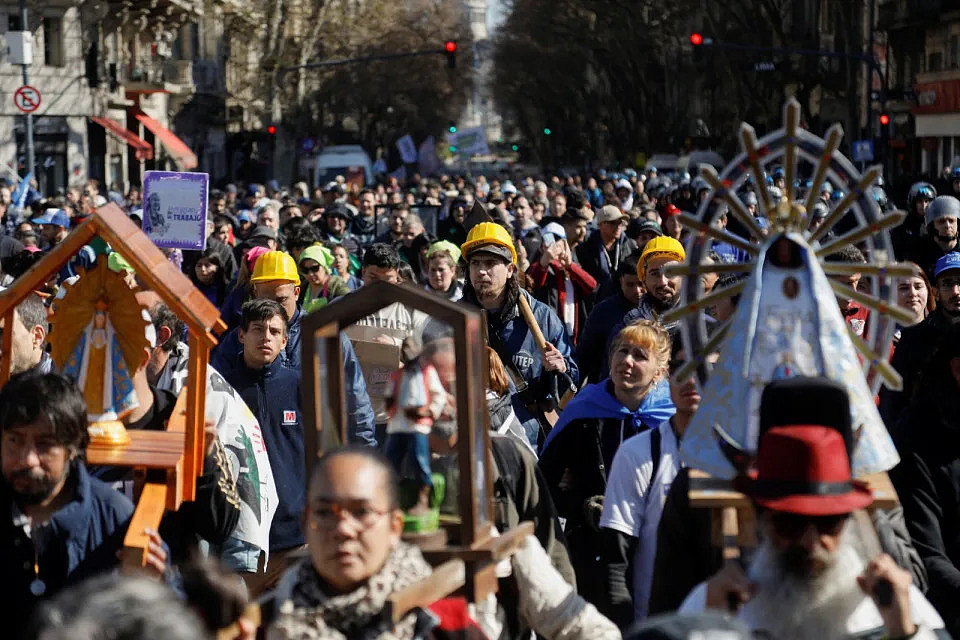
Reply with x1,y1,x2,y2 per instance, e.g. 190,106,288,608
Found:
733,425,874,516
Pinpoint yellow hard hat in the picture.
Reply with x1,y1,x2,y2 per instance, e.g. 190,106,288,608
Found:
460,222,517,265
250,250,301,285
638,236,686,279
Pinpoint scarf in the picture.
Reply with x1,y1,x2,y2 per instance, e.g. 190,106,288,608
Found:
269,542,433,640
541,377,675,452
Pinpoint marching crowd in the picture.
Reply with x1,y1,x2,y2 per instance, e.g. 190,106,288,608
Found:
3,165,960,639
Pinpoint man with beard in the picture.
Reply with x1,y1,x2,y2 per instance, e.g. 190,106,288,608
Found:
577,205,636,301
882,251,960,428
461,222,578,447
0,372,162,637
611,237,685,363
350,189,378,246
679,424,943,639
892,322,960,637
906,195,960,281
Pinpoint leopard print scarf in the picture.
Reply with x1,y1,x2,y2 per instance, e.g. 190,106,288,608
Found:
269,542,433,640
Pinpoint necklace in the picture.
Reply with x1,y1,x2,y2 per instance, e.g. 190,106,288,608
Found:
30,545,45,596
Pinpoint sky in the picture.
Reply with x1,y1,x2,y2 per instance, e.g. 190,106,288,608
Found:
487,0,506,31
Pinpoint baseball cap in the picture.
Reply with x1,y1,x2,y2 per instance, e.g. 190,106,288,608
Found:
31,209,70,228
501,181,518,195
662,204,682,218
935,252,960,279
561,207,588,223
249,225,278,240
542,222,567,243
324,203,350,219
597,204,627,224
468,244,514,264
237,210,255,224
629,218,663,238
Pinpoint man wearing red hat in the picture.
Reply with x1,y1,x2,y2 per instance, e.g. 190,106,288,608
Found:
661,204,685,242
679,425,944,639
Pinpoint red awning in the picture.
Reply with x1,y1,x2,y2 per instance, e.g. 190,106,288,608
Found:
134,111,198,170
91,116,153,161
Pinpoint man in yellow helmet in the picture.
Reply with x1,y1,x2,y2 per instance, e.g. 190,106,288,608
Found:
211,250,376,448
461,222,579,446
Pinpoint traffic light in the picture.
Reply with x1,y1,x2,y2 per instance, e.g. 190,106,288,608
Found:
690,32,703,46
448,123,457,133
448,145,457,153
267,125,277,135
879,113,890,126
543,128,552,136
444,40,457,69
511,144,519,152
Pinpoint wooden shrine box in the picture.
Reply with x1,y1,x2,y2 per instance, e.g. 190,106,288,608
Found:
302,280,531,603
689,469,899,549
0,203,225,566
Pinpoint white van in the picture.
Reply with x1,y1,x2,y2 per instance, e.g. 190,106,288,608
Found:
314,145,374,187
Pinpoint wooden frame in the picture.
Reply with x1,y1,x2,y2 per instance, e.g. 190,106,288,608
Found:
0,203,225,564
302,280,495,548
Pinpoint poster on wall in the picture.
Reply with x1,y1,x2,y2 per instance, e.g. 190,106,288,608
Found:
142,170,209,250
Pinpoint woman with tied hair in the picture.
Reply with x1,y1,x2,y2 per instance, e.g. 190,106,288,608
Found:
298,244,349,313
539,320,675,608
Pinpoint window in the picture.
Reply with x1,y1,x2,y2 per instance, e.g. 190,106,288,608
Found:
42,16,63,67
8,14,20,31
929,51,943,72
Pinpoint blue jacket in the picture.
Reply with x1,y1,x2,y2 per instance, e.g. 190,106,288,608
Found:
1,460,134,635
225,355,306,552
213,311,376,448
575,291,637,383
476,287,579,444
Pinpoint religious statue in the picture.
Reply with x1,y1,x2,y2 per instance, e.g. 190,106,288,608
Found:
49,253,154,444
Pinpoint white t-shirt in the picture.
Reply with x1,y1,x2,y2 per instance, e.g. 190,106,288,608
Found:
599,419,682,621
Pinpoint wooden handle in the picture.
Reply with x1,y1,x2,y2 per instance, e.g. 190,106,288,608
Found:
385,559,466,623
721,507,741,561
516,294,547,353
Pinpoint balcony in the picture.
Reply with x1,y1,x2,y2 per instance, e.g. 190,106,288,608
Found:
878,0,943,30
124,58,195,95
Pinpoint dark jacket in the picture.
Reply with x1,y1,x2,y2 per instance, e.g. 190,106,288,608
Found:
538,382,660,608
349,214,377,247
891,377,960,637
648,467,928,616
183,236,238,282
1,460,134,639
576,230,636,301
576,291,636,384
465,283,579,444
892,213,927,262
225,355,306,551
905,233,954,282
881,308,960,429
528,258,597,345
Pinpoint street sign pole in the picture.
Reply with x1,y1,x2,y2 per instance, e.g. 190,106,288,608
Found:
19,0,34,180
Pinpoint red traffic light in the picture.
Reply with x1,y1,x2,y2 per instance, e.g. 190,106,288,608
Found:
879,113,890,126
690,32,703,46
267,125,277,135
444,40,457,53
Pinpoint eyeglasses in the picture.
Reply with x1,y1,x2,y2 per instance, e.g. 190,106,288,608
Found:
308,500,391,529
302,264,323,275
770,512,848,539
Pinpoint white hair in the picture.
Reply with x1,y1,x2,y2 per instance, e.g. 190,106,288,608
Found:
739,521,870,640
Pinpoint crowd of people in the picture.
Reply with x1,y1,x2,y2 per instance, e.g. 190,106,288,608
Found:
2,163,960,639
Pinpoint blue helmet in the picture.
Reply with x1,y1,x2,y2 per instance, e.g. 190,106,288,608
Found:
951,166,960,180
907,182,937,210
772,166,785,180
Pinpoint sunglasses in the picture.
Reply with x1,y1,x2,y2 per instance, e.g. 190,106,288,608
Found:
770,512,848,539
302,264,323,274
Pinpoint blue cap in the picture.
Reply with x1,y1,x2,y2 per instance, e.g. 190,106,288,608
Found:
935,252,960,278
31,208,70,228
237,210,255,223
246,183,260,197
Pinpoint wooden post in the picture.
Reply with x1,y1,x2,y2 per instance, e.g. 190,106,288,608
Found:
0,309,13,387
183,333,206,502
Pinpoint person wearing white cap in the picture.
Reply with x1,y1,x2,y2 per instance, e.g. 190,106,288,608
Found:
528,223,597,345
576,205,637,301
